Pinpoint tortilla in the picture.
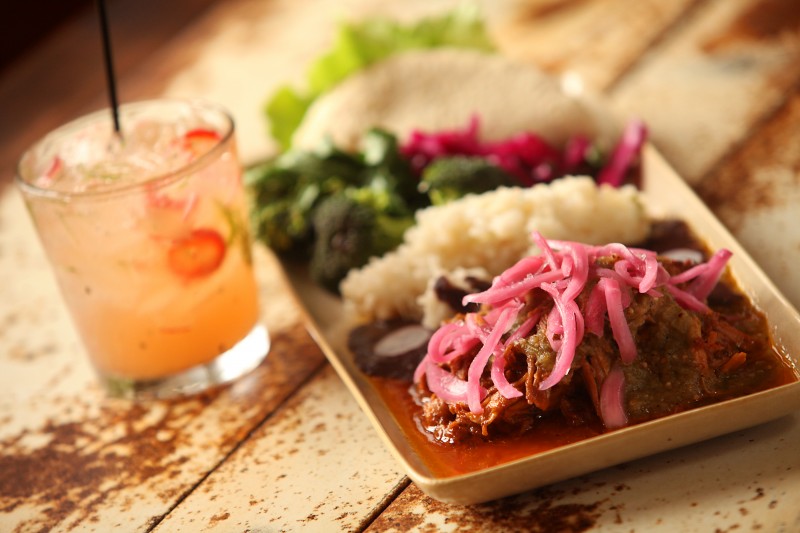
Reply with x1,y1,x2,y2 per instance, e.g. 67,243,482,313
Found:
292,49,617,151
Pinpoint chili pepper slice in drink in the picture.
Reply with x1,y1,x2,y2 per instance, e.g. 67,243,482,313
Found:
168,228,226,279
183,128,221,156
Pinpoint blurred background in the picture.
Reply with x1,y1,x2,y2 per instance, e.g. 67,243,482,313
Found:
2,0,92,72
0,0,216,185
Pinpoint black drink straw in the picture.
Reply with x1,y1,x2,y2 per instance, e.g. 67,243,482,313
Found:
96,0,121,134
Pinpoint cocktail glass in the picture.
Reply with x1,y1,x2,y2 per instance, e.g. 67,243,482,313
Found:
16,99,269,399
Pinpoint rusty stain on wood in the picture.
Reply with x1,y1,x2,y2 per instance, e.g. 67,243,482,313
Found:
701,0,800,54
367,481,630,532
609,0,800,184
697,89,800,227
151,366,406,533
1,398,208,530
0,326,326,532
692,86,800,307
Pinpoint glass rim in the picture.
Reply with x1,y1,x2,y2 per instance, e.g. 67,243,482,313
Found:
15,98,236,202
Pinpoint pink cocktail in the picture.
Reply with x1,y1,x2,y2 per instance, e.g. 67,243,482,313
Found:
16,100,269,398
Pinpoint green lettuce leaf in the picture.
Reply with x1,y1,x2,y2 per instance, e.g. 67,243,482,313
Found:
265,5,494,150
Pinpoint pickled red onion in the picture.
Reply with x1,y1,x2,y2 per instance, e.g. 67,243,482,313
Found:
490,352,523,400
417,232,732,418
600,278,637,364
599,366,628,429
532,232,560,272
539,283,580,390
426,321,479,365
669,262,709,285
639,252,660,293
562,243,589,302
467,305,519,413
401,115,646,187
687,249,733,300
585,284,607,336
505,312,540,345
498,256,546,285
491,310,539,400
597,119,647,187
463,269,562,306
424,361,473,404
666,285,708,312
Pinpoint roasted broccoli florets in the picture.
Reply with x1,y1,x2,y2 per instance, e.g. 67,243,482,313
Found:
248,131,521,292
418,156,517,205
309,191,414,292
361,129,421,206
245,143,365,252
246,129,425,257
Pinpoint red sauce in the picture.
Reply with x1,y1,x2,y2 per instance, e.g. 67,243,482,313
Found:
371,376,604,477
370,342,797,478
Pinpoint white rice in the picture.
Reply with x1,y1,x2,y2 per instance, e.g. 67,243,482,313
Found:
340,176,651,325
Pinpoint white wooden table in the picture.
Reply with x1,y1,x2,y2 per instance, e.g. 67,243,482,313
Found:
2,0,799,530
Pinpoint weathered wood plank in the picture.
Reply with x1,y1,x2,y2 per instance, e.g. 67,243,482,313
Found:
696,86,800,309
153,365,407,532
4,0,800,531
487,0,702,91
369,414,800,532
610,0,800,184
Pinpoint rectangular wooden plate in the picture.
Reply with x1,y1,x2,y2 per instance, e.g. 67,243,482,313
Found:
281,145,800,504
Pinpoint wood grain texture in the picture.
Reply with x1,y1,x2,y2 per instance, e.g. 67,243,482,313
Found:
609,0,800,184
3,0,800,530
154,366,407,532
487,0,702,90
0,210,326,531
370,413,800,532
696,85,800,308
